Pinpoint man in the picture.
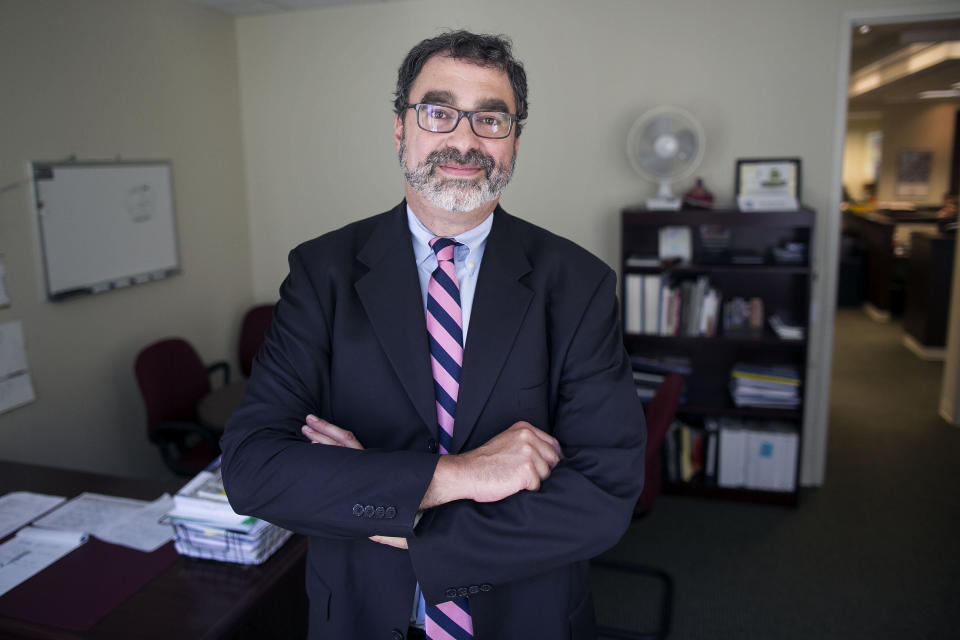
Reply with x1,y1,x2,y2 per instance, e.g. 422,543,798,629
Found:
221,31,645,640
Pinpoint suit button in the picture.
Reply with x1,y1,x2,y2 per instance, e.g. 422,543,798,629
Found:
385,506,397,519
391,630,404,640
352,504,363,517
469,585,479,595
374,506,385,519
427,438,438,453
363,505,375,518
480,584,492,592
457,587,469,597
445,588,458,598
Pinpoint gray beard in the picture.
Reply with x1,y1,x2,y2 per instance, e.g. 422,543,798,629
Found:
398,131,516,213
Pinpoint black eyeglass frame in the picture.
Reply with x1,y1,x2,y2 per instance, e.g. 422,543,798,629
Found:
403,103,517,139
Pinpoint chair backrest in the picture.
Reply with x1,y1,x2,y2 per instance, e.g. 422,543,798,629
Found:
636,373,683,514
238,304,274,378
134,338,212,442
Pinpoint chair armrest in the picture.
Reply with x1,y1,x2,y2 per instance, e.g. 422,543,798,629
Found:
154,420,221,450
206,361,231,386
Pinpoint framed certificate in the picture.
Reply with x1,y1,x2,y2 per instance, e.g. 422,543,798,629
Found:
736,158,802,199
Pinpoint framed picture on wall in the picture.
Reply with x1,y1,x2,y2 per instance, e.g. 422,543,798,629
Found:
735,158,802,210
895,150,932,197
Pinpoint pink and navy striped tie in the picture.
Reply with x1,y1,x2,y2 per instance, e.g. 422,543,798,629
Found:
424,237,474,640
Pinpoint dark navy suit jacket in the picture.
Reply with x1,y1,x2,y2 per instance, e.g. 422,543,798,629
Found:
221,202,646,639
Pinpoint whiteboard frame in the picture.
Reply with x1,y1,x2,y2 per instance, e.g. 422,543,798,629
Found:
31,160,182,302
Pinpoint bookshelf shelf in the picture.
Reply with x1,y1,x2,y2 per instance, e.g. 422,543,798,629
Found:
625,333,806,348
621,207,813,505
625,264,810,275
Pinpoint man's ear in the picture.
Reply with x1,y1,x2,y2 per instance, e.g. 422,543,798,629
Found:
394,114,404,153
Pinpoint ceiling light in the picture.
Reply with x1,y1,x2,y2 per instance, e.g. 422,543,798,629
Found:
859,25,871,35
918,90,960,99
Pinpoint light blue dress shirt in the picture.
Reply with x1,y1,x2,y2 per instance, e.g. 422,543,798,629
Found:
406,204,493,627
406,205,493,344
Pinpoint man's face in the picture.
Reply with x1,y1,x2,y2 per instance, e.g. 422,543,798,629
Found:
395,54,520,214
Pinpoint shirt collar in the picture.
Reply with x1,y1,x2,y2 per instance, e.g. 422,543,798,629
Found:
406,204,494,266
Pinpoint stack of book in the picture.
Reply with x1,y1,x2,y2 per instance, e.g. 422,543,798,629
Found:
624,274,722,337
730,363,801,409
630,355,690,402
167,457,292,565
662,418,717,484
716,417,798,492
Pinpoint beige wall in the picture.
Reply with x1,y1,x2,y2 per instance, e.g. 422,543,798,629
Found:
0,0,252,476
236,0,960,485
875,102,957,203
2,0,958,481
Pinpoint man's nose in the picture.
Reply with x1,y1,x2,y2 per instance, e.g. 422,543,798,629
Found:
445,115,480,151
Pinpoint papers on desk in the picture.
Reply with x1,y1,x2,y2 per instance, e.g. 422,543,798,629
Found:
0,492,65,539
33,492,174,553
167,457,292,564
0,527,87,597
0,490,174,601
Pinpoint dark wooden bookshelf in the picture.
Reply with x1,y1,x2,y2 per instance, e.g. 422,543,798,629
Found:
621,207,814,505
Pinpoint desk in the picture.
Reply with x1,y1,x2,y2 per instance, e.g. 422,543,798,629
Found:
843,209,940,319
0,461,308,639
903,232,956,358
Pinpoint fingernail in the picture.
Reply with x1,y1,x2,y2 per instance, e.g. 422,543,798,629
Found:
306,414,318,422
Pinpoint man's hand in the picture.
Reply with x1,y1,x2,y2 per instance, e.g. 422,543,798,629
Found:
421,421,562,508
302,415,364,450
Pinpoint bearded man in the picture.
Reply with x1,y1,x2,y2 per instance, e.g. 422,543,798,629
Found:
221,30,645,640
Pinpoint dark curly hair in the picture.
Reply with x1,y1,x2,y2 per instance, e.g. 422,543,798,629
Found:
394,30,528,137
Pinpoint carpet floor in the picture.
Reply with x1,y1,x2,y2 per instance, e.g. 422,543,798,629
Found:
593,308,960,639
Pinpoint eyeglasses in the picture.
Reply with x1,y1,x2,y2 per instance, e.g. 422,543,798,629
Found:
404,103,516,139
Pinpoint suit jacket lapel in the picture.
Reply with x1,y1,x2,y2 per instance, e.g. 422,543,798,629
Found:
355,203,437,436
453,209,533,452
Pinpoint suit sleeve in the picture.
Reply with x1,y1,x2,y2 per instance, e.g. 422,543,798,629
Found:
220,247,438,539
407,268,647,604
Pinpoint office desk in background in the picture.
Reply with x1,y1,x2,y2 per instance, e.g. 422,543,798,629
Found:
0,461,308,639
842,209,941,319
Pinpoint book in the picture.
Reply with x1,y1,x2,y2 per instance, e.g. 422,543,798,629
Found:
624,274,642,334
642,275,661,335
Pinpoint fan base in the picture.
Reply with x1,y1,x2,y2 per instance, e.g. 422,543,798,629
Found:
646,197,682,211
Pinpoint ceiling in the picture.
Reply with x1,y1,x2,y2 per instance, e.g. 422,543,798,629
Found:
188,2,959,108
187,0,408,15
848,18,960,109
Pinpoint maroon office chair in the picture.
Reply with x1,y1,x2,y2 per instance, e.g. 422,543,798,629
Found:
238,304,274,378
134,337,230,476
593,373,682,640
635,373,683,515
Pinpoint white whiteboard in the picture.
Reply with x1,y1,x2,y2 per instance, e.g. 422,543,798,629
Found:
32,161,180,301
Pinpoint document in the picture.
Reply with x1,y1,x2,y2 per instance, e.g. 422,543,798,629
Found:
0,373,35,416
0,527,87,597
0,321,35,415
33,492,174,553
0,491,66,539
0,255,9,308
0,321,28,378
